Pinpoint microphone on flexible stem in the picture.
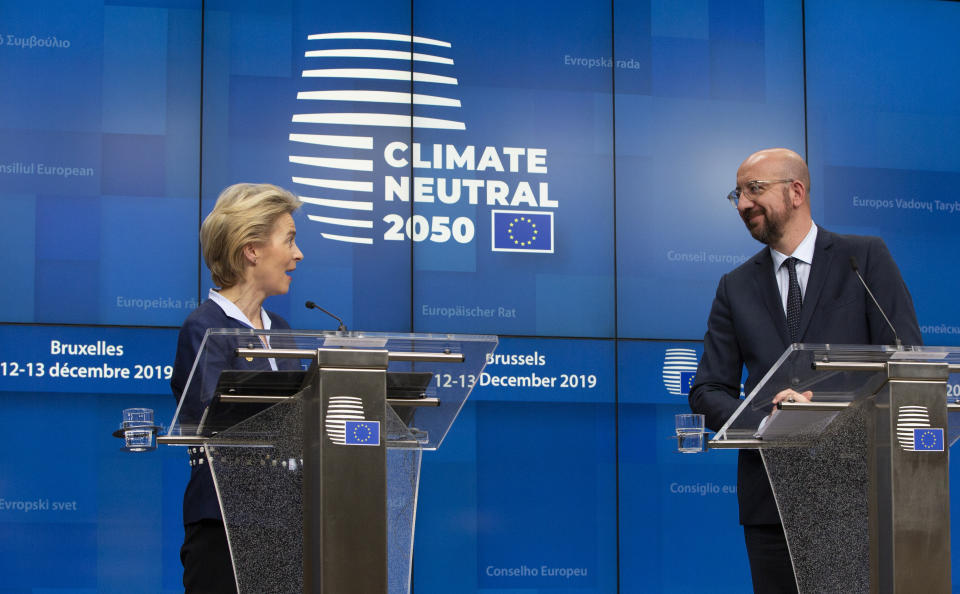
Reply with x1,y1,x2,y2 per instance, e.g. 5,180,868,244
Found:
305,300,347,332
849,256,901,348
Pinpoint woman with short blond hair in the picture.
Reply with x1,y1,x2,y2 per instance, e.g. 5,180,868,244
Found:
171,183,304,593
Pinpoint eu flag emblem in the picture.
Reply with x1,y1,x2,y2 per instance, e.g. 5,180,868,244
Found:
491,210,554,253
344,420,380,446
680,371,696,394
913,428,944,451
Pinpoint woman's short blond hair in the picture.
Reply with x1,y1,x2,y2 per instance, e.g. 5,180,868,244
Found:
200,183,301,289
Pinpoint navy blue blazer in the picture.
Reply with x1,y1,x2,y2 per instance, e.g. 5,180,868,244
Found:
171,299,302,524
689,227,921,525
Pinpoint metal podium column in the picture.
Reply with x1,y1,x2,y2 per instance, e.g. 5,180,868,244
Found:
303,348,389,594
868,361,951,593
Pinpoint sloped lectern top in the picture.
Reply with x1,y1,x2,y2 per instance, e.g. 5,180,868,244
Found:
167,329,498,450
713,343,960,441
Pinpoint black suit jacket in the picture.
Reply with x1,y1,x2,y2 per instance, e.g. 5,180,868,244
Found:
689,227,922,525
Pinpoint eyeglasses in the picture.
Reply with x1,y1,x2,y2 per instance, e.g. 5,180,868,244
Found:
727,179,794,208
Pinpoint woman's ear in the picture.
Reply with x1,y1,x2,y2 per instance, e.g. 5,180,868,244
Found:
242,242,259,265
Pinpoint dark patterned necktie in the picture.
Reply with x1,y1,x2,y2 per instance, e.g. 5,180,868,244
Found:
785,257,802,343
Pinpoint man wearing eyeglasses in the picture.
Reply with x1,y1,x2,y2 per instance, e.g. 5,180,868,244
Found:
688,148,921,593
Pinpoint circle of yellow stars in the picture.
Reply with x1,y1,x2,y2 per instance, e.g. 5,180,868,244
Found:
918,429,937,449
507,216,539,247
351,423,374,443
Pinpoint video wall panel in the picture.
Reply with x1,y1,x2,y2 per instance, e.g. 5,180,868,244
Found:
0,325,184,593
416,336,618,593
614,0,806,340
200,0,415,332
617,339,749,592
409,0,616,337
0,1,202,326
804,0,960,346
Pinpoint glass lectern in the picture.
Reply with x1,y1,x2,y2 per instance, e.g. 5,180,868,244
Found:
162,330,497,594
707,344,960,593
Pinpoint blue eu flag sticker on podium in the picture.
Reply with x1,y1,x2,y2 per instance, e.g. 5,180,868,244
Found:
914,428,943,451
344,420,380,446
680,371,696,394
491,210,554,253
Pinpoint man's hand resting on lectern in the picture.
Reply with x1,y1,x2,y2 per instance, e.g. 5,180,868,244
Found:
771,388,813,407
758,389,815,431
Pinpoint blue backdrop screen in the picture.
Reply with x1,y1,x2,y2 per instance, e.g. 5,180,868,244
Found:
417,337,618,593
2,0,960,592
804,0,960,346
0,325,184,592
0,1,201,326
615,0,806,340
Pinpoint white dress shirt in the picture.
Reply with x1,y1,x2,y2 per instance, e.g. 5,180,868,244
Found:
208,288,278,370
770,223,818,314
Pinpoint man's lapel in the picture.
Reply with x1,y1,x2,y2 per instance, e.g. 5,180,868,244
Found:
751,249,790,347
798,226,834,340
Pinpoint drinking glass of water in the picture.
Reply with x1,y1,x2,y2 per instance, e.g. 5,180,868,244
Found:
675,413,706,453
121,408,156,452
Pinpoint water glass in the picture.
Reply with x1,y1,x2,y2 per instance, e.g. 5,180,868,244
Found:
122,407,156,451
675,413,706,453
675,413,705,435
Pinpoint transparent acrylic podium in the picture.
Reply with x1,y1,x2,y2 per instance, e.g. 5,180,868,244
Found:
709,344,960,593
162,330,497,594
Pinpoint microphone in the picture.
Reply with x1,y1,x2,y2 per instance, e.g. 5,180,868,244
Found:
305,300,347,332
849,256,901,348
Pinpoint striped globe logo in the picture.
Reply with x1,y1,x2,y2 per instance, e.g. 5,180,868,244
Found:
895,405,931,451
662,348,699,395
290,31,464,245
325,395,367,445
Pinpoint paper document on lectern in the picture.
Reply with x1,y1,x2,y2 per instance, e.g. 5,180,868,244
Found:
754,408,841,440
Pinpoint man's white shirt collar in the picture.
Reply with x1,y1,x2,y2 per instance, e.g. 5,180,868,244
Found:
770,222,818,269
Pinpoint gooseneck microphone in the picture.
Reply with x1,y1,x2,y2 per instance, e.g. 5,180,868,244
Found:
305,300,347,332
849,256,901,348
